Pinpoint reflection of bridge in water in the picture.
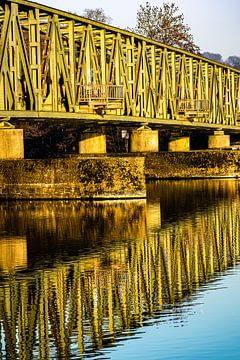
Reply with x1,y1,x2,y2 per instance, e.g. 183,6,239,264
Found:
0,180,240,358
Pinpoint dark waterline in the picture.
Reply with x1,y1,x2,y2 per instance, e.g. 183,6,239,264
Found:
0,179,240,359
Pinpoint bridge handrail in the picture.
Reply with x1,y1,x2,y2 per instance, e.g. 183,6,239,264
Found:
78,85,124,102
178,99,210,112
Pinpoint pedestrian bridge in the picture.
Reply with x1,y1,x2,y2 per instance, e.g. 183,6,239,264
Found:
1,0,240,133
1,0,240,158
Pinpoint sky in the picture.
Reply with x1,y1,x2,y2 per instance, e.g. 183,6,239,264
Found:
35,0,240,60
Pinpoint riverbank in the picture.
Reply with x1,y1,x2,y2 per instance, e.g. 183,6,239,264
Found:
1,151,240,200
145,150,240,179
0,157,146,199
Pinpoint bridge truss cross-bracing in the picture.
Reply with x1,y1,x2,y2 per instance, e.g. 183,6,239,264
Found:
1,0,240,131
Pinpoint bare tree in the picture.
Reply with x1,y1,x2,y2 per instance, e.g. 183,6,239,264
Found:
82,8,112,24
132,2,200,53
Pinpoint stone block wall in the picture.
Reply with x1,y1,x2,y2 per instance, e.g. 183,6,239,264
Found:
0,157,146,199
145,151,240,179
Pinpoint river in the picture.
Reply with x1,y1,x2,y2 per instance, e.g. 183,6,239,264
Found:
0,179,240,359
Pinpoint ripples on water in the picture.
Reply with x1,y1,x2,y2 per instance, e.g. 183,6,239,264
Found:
0,179,240,359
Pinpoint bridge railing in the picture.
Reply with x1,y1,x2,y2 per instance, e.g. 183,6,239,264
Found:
78,85,124,108
178,99,210,116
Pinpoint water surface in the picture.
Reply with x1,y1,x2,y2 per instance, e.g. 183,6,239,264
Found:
0,179,240,359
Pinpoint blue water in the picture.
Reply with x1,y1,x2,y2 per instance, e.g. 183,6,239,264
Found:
109,267,240,360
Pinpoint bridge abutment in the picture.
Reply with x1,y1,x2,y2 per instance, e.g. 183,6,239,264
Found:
130,127,159,153
0,123,24,159
0,157,146,199
208,130,230,149
79,128,107,154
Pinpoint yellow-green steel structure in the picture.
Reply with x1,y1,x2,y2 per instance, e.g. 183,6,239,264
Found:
1,0,240,131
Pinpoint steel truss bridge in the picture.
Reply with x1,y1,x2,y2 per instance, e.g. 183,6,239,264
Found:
1,0,240,132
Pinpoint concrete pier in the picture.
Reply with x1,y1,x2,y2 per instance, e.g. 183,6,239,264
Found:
208,130,230,149
168,135,190,152
0,123,24,159
79,129,107,154
130,126,159,152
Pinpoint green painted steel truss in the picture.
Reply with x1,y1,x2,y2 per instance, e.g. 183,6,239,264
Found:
1,0,240,128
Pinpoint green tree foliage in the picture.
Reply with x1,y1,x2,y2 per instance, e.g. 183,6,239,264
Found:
202,52,223,63
202,53,240,70
225,56,240,70
82,8,112,24
132,1,200,53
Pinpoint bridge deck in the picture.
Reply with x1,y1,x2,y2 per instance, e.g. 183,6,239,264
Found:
1,110,240,133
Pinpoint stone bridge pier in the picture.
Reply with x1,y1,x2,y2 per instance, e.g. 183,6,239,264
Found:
0,122,234,160
0,122,24,159
79,128,107,154
77,126,233,155
130,126,159,153
208,130,230,149
168,133,190,152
